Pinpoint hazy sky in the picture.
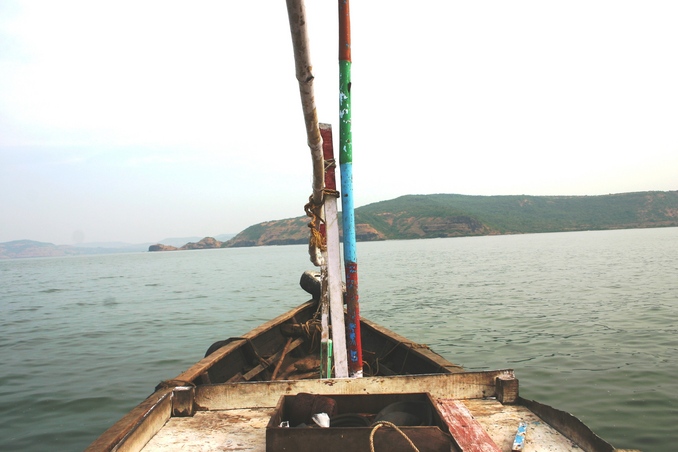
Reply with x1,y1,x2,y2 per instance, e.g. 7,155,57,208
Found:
2,1,677,245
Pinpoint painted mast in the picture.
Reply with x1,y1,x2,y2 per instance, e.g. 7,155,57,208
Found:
339,0,363,378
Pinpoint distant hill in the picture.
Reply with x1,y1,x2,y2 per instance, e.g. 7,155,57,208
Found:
224,191,678,247
0,240,130,259
149,237,225,252
4,191,677,258
152,234,235,248
0,234,237,259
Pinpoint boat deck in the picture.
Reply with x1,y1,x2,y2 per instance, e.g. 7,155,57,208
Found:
88,302,635,452
142,408,272,451
131,372,594,452
141,399,580,452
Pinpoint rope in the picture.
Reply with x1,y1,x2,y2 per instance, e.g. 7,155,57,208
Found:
369,421,420,452
299,317,322,353
155,379,196,391
304,188,341,266
362,360,373,376
230,337,270,369
324,157,337,173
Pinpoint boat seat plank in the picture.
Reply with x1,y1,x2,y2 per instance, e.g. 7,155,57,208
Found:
141,408,272,452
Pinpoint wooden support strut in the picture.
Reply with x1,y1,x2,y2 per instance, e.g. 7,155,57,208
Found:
320,124,349,378
241,338,305,381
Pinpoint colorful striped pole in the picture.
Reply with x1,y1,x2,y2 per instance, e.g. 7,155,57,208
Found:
339,0,362,378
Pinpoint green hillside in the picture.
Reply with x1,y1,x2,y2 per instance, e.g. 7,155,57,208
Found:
358,191,678,238
225,191,678,246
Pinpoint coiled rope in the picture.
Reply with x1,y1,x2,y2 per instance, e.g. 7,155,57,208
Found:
304,188,340,266
369,421,419,452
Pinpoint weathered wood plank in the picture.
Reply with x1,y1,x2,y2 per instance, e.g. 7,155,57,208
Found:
520,398,616,452
84,389,172,452
241,338,304,381
463,398,585,452
115,393,173,452
194,371,513,410
436,398,501,452
142,408,272,452
320,123,349,378
496,375,519,404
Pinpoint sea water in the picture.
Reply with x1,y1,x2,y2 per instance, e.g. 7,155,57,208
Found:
1,228,676,451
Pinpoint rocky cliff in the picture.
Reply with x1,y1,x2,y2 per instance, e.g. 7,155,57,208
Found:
148,237,223,252
148,244,178,252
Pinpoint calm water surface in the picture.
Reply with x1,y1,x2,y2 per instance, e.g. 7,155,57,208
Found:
1,228,676,451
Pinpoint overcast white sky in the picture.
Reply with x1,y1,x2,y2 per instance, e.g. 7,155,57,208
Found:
1,1,677,245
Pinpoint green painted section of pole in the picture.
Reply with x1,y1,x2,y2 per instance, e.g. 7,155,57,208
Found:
339,59,352,165
339,0,363,378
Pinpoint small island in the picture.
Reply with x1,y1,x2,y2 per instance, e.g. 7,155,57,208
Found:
149,237,223,252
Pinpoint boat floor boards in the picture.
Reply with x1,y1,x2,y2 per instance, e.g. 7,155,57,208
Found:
462,399,581,452
138,372,584,452
140,400,580,452
142,408,272,451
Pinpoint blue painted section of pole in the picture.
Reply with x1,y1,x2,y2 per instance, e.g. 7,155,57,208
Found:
340,164,356,261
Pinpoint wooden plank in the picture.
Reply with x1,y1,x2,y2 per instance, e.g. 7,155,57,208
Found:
271,338,293,380
194,371,512,410
84,389,173,452
242,338,304,381
141,408,272,452
436,398,501,452
462,398,585,451
520,398,616,452
320,123,349,378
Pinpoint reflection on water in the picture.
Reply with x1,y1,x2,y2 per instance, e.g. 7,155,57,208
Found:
1,228,676,451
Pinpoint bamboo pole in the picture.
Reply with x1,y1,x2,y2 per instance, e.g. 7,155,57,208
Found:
339,0,363,378
286,0,325,266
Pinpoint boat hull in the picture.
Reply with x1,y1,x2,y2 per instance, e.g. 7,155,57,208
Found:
86,299,628,452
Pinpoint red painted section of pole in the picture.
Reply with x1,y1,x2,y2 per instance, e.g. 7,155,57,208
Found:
321,126,337,191
345,260,361,371
339,0,351,62
318,125,334,242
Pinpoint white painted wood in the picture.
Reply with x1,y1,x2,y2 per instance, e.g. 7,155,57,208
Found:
142,408,271,452
115,392,173,452
319,259,330,377
325,196,348,378
463,399,583,452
